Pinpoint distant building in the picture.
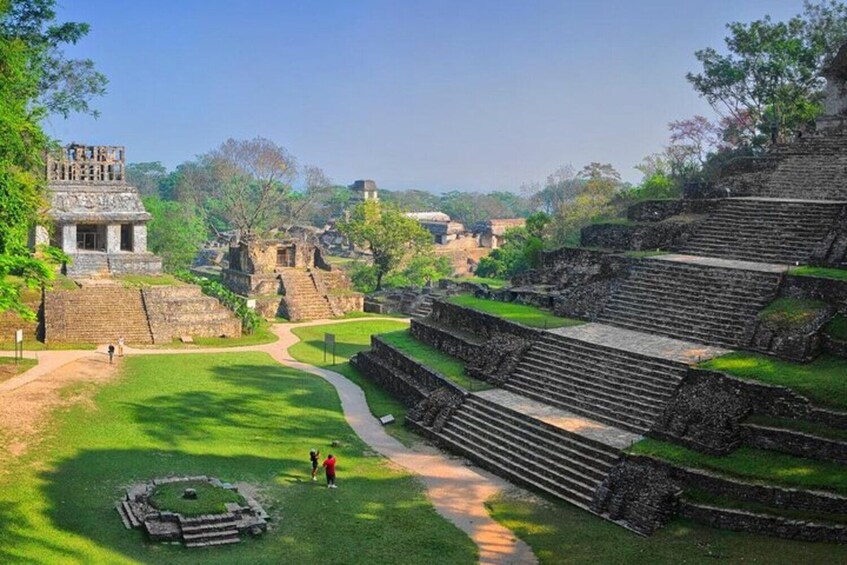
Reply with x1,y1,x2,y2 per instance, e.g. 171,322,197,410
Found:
349,179,379,202
34,144,162,277
475,218,526,249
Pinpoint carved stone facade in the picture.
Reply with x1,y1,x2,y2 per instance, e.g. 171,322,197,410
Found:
39,144,162,277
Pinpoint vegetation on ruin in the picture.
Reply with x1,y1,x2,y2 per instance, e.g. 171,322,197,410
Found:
757,297,830,328
115,273,184,288
629,439,847,495
148,480,246,517
175,270,262,334
683,487,847,525
0,356,36,384
745,414,847,442
485,490,844,564
448,295,583,329
476,212,550,279
378,330,491,391
0,352,476,563
287,319,418,446
446,275,509,288
701,352,847,410
142,196,208,271
825,314,847,341
790,266,847,281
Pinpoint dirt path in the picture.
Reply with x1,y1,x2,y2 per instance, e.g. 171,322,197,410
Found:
0,320,537,564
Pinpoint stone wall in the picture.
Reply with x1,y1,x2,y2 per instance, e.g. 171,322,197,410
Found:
580,221,699,252
410,318,482,363
428,299,540,341
750,302,834,362
743,423,847,464
142,286,242,342
626,199,719,222
107,253,163,275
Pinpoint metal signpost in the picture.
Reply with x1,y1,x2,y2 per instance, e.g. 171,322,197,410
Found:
14,329,23,365
324,333,336,365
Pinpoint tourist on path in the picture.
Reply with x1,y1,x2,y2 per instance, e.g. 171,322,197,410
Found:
117,337,125,357
107,344,115,364
310,449,320,481
322,453,337,488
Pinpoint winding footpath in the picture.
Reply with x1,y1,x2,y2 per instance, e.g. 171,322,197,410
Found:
0,319,537,565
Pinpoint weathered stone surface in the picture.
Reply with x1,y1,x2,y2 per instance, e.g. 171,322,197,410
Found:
743,423,847,464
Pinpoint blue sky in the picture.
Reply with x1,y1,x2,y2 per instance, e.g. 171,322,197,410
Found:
48,1,808,190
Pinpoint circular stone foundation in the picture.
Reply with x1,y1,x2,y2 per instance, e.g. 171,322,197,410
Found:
115,475,269,548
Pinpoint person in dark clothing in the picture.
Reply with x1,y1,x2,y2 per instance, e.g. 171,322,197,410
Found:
310,449,320,481
322,453,337,488
107,344,115,364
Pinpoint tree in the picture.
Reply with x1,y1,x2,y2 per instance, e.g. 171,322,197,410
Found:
281,165,335,228
336,200,433,290
523,165,583,214
126,161,168,197
549,163,623,246
687,1,847,143
476,212,550,280
142,196,207,272
205,137,297,238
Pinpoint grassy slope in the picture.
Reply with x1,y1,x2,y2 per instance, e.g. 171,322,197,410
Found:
0,357,37,384
378,330,491,391
701,352,847,411
0,352,476,564
287,320,418,446
487,491,846,564
144,322,279,349
149,480,245,516
630,438,847,495
790,266,847,281
448,295,583,329
758,298,829,328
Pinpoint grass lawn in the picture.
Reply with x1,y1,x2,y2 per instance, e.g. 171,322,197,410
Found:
117,274,184,287
825,315,847,341
447,276,509,289
789,266,847,281
144,322,278,349
149,480,245,516
701,352,847,411
745,414,847,442
448,295,583,329
629,438,847,495
287,320,419,446
0,357,37,384
378,330,491,391
0,341,97,351
758,298,829,328
0,352,476,564
487,490,847,564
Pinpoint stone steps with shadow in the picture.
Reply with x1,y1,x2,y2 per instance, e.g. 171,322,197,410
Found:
45,286,153,344
681,199,844,264
596,258,781,348
179,514,241,548
502,331,688,435
279,268,334,320
431,392,635,510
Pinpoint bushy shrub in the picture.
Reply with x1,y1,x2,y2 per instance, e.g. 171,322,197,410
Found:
175,270,261,334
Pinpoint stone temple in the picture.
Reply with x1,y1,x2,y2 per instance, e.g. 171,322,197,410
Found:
33,144,162,277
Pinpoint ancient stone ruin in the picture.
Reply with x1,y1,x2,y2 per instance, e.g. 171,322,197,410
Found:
35,144,162,277
116,476,269,549
222,238,362,321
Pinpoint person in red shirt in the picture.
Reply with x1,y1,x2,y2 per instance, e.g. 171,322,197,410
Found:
322,454,337,488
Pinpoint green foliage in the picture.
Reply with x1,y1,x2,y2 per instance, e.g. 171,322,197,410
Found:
126,161,168,197
687,1,847,143
348,263,379,293
379,330,491,391
447,295,583,329
175,270,261,334
548,163,624,247
382,254,452,289
702,352,847,410
149,481,245,517
757,297,829,328
624,172,680,202
630,438,847,495
476,213,550,279
143,195,207,271
336,200,434,290
789,265,847,280
825,314,847,341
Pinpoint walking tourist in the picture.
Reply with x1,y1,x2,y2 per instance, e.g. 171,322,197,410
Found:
117,336,125,357
310,449,320,481
322,453,337,488
107,344,115,364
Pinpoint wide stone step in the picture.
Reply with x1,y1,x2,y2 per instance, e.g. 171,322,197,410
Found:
599,301,755,337
185,536,241,548
182,528,240,541
608,289,765,316
595,315,742,348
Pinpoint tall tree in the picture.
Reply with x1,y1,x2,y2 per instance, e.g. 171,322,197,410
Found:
336,200,432,290
126,161,168,197
142,196,207,272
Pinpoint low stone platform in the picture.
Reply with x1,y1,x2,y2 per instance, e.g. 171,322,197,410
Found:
550,323,730,364
474,388,641,449
653,253,790,273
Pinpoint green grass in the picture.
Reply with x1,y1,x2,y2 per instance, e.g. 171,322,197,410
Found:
744,414,847,443
0,341,97,351
486,491,844,564
701,352,847,411
629,438,847,495
758,298,830,329
446,276,508,289
683,487,847,525
623,250,670,258
149,480,246,516
0,352,476,564
790,266,847,281
0,357,37,384
145,322,279,349
287,320,419,446
825,314,847,341
116,273,184,287
448,295,583,329
378,330,491,391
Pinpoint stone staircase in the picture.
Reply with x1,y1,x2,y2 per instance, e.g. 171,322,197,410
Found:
434,393,627,510
412,294,437,318
504,331,688,434
760,134,847,200
681,198,844,264
179,513,241,548
596,258,781,348
280,268,334,321
65,253,110,278
44,286,153,344
143,286,241,343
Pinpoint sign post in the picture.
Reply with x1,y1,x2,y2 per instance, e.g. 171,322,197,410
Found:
324,333,336,365
14,329,23,365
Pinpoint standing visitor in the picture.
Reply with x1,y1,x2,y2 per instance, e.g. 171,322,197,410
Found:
310,449,320,481
322,453,337,488
117,336,125,357
107,344,115,364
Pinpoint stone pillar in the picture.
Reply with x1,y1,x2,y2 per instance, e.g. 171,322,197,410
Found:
132,223,147,253
29,225,49,248
62,224,77,254
106,224,121,253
